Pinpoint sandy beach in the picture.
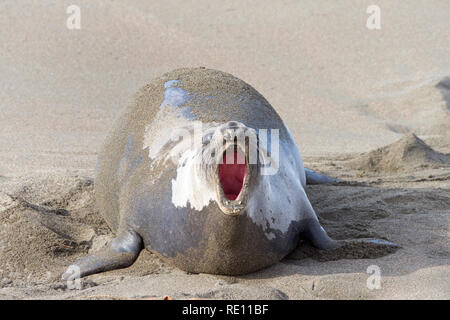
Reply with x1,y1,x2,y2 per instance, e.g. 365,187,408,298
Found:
0,1,449,299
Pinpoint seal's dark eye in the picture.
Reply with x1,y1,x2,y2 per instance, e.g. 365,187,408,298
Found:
202,132,213,145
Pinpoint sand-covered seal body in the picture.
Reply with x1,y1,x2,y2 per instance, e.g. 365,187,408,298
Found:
62,68,339,279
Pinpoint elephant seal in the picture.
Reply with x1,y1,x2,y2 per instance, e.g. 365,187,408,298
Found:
62,68,394,280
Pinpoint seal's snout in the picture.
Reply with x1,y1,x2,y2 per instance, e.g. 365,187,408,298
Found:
221,121,246,142
224,121,240,129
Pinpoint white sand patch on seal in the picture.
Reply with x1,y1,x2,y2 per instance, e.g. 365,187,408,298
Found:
171,149,217,211
246,142,305,240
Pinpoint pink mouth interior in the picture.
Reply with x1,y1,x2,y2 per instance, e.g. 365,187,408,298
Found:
219,150,246,200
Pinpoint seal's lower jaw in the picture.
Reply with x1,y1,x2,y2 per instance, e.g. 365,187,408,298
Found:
216,145,249,216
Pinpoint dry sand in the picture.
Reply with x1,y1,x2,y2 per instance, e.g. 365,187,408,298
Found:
0,1,449,299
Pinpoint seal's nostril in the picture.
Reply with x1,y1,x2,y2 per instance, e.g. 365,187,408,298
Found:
227,121,239,128
223,129,235,141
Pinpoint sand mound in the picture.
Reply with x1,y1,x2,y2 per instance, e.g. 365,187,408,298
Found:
348,133,450,173
0,176,110,287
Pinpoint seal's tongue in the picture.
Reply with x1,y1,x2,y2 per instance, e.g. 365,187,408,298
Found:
219,150,246,200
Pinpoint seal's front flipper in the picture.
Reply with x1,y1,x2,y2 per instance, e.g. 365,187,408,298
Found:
61,230,143,280
305,168,338,184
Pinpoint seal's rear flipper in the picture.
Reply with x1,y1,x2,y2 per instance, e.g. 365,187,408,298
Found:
303,218,339,250
61,230,143,280
289,237,400,261
305,168,338,184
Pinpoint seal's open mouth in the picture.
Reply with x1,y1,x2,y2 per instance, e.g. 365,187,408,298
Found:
219,148,246,200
